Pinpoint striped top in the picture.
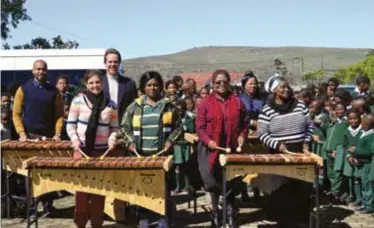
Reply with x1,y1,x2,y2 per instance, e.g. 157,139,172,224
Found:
257,100,313,150
140,97,163,153
66,94,119,149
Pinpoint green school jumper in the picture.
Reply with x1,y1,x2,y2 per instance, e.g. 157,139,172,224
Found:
311,112,330,156
341,126,363,201
353,130,374,211
174,111,195,164
322,118,349,196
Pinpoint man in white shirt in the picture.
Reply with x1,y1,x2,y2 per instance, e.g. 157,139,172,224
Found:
102,48,137,121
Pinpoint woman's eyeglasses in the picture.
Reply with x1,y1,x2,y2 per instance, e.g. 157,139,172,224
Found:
214,80,229,85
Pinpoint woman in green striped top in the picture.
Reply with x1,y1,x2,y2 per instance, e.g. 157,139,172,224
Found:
119,71,182,228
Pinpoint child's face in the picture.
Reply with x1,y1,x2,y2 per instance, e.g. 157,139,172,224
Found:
361,119,370,131
1,95,10,108
176,105,185,117
56,79,68,93
167,83,177,95
335,104,345,118
359,83,370,92
348,112,360,128
330,111,338,122
309,101,320,114
63,105,70,118
185,99,195,111
1,113,9,127
199,89,208,99
351,100,366,115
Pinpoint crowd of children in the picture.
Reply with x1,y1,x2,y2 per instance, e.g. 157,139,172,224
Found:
307,76,374,214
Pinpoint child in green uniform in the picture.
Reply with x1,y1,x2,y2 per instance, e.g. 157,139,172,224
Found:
350,76,370,98
348,113,374,213
322,103,349,199
309,100,330,155
172,99,195,194
341,108,362,203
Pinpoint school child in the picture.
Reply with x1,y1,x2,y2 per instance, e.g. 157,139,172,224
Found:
348,114,374,213
298,88,313,107
1,92,11,109
184,97,196,114
61,99,71,140
172,99,195,194
351,96,371,117
322,103,349,199
196,87,210,107
165,80,179,97
351,76,371,97
1,109,11,140
339,108,362,203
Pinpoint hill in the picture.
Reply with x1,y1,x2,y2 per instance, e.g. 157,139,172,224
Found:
122,46,370,85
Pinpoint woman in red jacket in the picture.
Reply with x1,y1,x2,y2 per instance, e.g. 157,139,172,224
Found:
196,69,248,228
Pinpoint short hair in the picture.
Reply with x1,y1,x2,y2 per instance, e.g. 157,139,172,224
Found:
327,77,339,86
33,59,48,69
347,107,361,117
1,92,11,98
104,48,122,63
183,96,195,109
165,80,178,90
83,70,102,84
334,88,352,103
352,96,371,114
299,88,313,99
139,71,164,94
356,75,370,85
175,99,186,108
212,69,231,83
362,113,374,128
172,75,183,83
333,102,347,111
56,75,70,85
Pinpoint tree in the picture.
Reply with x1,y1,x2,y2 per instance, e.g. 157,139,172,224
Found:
334,55,374,83
367,49,374,57
2,0,79,49
1,0,31,40
11,35,79,49
301,69,325,83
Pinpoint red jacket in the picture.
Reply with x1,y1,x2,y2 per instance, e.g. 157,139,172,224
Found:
196,93,248,170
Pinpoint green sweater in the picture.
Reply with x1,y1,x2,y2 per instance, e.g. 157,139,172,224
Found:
312,111,330,140
323,118,349,153
353,129,374,162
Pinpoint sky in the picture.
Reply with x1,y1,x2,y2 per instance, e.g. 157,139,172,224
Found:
5,0,374,59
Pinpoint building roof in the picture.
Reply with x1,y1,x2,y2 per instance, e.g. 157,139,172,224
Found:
180,72,244,88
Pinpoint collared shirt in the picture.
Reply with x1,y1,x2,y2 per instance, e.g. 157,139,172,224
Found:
33,79,45,89
107,74,119,106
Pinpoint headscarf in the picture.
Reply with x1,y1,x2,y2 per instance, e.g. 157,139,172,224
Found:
264,73,282,94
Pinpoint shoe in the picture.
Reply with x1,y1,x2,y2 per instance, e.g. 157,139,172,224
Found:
139,219,149,228
350,200,361,207
344,196,355,204
227,204,238,228
211,210,220,228
171,187,180,195
359,208,374,214
355,205,366,212
158,218,169,228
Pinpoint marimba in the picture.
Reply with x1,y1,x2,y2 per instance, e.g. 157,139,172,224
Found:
0,140,128,221
1,140,73,176
25,156,174,227
219,153,323,228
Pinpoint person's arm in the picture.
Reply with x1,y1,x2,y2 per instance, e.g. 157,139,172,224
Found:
166,108,183,144
119,103,135,147
109,108,119,142
302,104,314,142
12,87,26,137
66,96,80,142
257,110,279,150
238,100,249,139
195,100,212,146
54,94,64,135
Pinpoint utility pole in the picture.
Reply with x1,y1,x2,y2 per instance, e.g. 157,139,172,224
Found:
320,55,324,69
300,56,304,75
